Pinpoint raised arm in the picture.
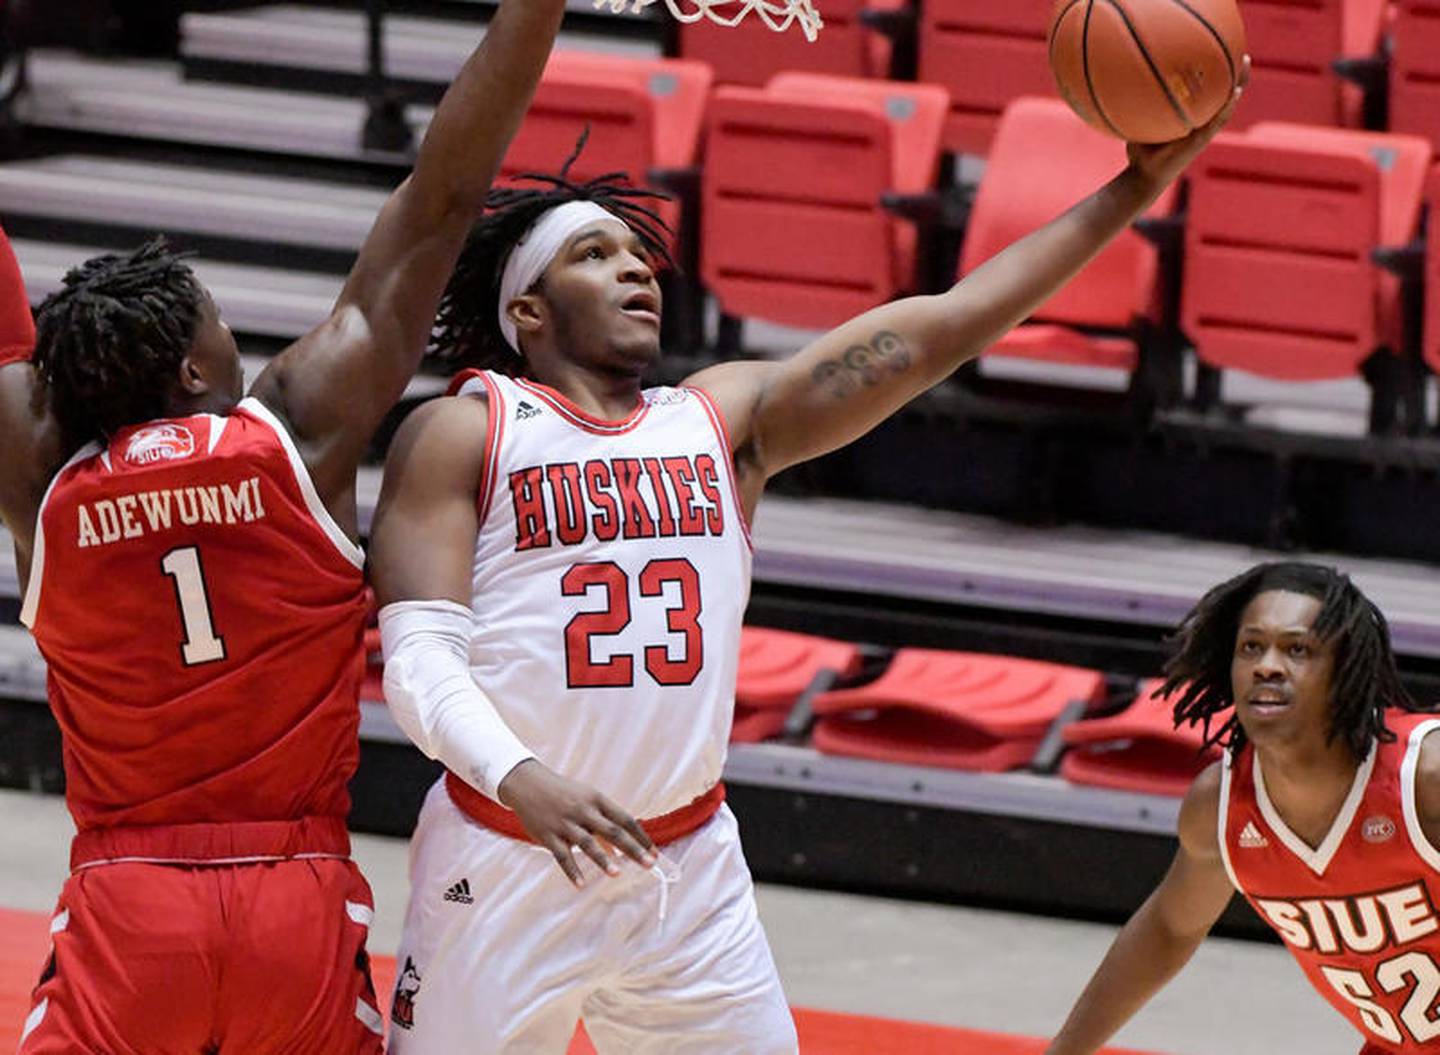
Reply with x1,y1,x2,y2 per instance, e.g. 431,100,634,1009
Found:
371,398,655,887
249,0,567,519
0,225,63,576
1046,763,1236,1055
689,70,1245,506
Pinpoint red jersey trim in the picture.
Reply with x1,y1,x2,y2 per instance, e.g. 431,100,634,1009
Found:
69,815,351,871
513,377,651,436
237,398,364,570
445,771,726,847
1400,719,1440,872
475,372,505,526
1253,744,1376,877
1218,754,1241,891
684,385,754,551
19,441,102,630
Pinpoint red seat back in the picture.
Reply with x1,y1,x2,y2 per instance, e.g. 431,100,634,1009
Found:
701,86,900,328
1183,135,1381,379
1060,679,1223,797
1234,0,1383,128
917,0,1055,155
962,98,1174,333
1183,126,1429,379
732,627,863,743
1392,0,1440,152
810,648,1106,772
676,0,894,87
1424,168,1440,374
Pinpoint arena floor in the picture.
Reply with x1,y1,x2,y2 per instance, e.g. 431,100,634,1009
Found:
0,788,1358,1053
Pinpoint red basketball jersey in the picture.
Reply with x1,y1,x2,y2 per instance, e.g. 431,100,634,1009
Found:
1221,714,1440,1053
22,397,369,852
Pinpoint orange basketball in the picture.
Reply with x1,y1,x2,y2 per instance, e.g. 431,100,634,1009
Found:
1048,0,1246,144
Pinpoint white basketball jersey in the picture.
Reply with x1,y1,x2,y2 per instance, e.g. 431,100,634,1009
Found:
454,370,752,818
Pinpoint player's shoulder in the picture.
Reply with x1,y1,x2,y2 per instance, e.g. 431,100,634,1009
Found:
1177,759,1225,860
1407,720,1440,820
383,394,490,483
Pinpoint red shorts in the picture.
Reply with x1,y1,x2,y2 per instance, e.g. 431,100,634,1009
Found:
19,857,384,1054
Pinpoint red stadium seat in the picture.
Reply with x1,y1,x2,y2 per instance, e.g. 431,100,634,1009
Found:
674,0,903,87
701,76,947,330
1392,0,1440,152
962,98,1178,372
917,0,1055,156
1181,124,1430,390
732,627,863,742
1234,0,1386,129
1424,169,1440,378
1060,679,1224,797
501,52,714,238
809,648,1107,772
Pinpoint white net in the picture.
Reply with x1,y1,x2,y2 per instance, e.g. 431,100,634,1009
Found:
594,0,823,42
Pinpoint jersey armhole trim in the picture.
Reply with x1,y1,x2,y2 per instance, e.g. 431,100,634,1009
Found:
20,441,102,629
1400,718,1440,872
1216,754,1242,892
473,372,505,526
236,397,364,570
684,385,753,551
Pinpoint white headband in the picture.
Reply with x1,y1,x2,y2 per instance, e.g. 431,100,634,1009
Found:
497,201,625,354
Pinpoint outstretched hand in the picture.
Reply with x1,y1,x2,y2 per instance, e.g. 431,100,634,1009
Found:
1126,55,1251,190
498,759,657,887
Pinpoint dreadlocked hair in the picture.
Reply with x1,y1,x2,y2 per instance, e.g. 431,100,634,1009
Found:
1162,561,1421,762
432,130,674,376
33,238,205,447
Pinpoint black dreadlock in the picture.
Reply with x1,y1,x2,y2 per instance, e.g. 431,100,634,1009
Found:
1162,561,1422,762
33,238,205,447
432,131,674,376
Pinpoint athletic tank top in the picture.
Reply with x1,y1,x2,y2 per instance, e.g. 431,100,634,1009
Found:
451,369,752,818
23,397,368,842
1221,715,1440,1053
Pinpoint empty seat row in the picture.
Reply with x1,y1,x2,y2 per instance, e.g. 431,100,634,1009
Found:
361,621,1223,798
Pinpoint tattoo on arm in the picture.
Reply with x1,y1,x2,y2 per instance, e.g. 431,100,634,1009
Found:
811,330,912,399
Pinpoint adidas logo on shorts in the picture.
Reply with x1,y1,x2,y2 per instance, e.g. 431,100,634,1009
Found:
1238,821,1269,849
443,878,474,905
516,400,541,421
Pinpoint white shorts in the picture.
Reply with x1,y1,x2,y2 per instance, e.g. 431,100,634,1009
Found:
386,780,798,1055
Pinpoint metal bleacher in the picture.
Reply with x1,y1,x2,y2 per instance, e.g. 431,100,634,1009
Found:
3,4,1440,932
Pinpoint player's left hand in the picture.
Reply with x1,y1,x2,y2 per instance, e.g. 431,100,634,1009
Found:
498,759,657,887
1125,54,1250,190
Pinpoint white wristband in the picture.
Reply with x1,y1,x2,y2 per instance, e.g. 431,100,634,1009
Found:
379,598,536,802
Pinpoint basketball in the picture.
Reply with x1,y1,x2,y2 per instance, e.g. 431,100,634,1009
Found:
1048,0,1246,144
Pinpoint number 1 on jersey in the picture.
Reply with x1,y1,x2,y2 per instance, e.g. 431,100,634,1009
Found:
161,546,227,666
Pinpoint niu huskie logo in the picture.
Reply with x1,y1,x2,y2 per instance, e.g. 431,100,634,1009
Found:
123,423,196,466
391,956,422,1031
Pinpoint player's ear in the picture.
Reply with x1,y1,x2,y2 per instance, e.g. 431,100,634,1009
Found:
507,294,545,340
176,354,210,397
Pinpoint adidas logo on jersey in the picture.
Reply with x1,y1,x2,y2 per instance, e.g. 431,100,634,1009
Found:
443,878,474,905
516,400,542,421
1239,821,1269,849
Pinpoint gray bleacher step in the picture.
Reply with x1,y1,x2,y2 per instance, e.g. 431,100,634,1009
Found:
13,240,447,401
0,156,389,253
18,50,435,163
181,4,660,82
5,486,1440,654
16,237,341,341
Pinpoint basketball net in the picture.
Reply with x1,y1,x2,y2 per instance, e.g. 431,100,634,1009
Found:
594,0,823,42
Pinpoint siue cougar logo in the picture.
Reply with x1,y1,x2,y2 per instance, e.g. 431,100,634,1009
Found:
391,956,422,1031
123,423,196,466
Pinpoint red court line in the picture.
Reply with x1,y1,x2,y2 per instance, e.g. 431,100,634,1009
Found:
1,908,1158,1053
